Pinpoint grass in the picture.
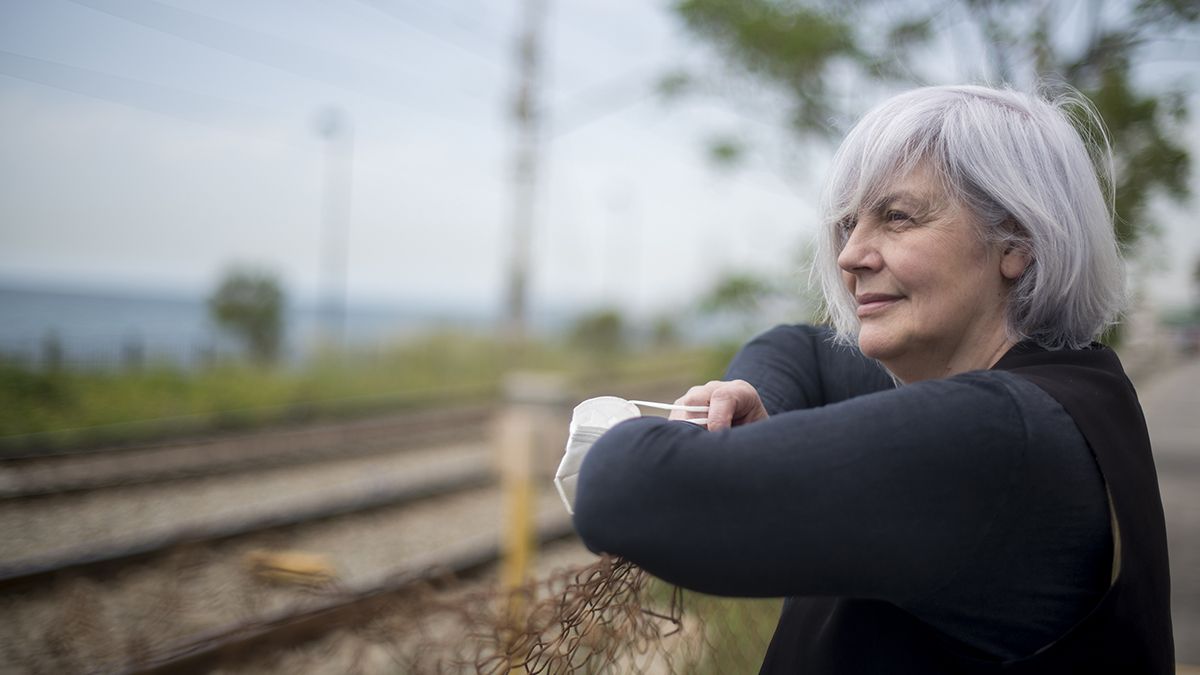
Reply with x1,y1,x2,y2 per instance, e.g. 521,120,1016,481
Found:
0,330,730,453
637,577,782,672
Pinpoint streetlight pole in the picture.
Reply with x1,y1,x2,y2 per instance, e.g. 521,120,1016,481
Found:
315,106,354,350
502,0,548,344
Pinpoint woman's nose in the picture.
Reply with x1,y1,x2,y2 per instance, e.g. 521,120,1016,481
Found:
837,226,882,273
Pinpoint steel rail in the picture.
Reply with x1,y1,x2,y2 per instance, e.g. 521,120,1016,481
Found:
118,517,577,675
0,465,495,591
0,412,492,499
0,383,501,460
1,375,693,499
0,371,698,463
0,398,496,461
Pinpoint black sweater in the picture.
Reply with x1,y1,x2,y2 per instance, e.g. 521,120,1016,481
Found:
573,324,1112,661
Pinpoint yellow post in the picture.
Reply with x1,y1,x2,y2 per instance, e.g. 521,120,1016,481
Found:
497,372,566,672
498,401,535,592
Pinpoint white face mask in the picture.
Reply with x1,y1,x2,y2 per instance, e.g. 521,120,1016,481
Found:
554,396,708,515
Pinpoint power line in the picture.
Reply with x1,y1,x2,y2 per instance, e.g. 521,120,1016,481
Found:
0,48,292,140
64,0,492,107
545,65,661,139
349,0,507,68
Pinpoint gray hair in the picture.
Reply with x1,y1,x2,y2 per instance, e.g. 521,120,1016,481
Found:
814,84,1126,350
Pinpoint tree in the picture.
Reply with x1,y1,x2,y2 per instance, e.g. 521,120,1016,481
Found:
208,268,285,364
568,308,627,358
650,314,683,349
697,251,824,337
699,272,773,316
697,271,777,337
668,0,1196,250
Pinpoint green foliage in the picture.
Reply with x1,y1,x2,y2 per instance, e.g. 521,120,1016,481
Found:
1010,0,1193,249
699,272,773,316
0,361,76,436
697,257,823,338
568,308,627,356
658,70,693,99
670,0,1197,250
642,578,782,672
208,267,285,364
676,0,858,133
707,135,745,167
651,314,682,349
1090,72,1187,245
687,595,783,673
698,271,775,339
0,331,723,448
703,339,745,379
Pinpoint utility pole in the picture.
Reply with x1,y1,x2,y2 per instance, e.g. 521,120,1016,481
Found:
603,184,635,308
315,106,354,349
502,0,548,343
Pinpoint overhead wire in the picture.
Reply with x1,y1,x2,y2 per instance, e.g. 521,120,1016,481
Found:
349,0,507,69
64,0,493,109
0,48,303,146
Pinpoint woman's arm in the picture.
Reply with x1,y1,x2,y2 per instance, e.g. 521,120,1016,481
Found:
573,371,1027,603
574,369,1113,660
723,325,894,414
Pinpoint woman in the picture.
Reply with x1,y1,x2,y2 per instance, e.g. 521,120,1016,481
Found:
571,85,1174,673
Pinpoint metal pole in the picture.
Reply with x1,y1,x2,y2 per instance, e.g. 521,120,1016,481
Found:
496,370,566,659
502,0,548,343
316,106,354,349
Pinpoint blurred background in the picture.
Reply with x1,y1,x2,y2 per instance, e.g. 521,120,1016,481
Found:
1,0,1199,393
1,0,1198,672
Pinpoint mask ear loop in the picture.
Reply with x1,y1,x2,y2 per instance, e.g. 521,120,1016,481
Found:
557,398,712,515
628,400,709,426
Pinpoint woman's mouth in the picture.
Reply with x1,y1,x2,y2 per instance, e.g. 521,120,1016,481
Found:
856,293,902,318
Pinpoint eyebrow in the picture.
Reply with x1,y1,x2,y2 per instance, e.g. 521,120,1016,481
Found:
865,191,934,214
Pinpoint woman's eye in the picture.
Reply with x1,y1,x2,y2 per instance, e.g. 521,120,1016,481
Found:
838,216,857,233
884,210,911,223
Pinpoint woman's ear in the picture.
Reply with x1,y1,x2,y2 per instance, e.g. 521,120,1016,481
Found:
997,219,1031,281
1000,243,1031,280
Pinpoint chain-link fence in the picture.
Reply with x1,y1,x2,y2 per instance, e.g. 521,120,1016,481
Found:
353,555,781,674
3,552,780,674
1,384,783,673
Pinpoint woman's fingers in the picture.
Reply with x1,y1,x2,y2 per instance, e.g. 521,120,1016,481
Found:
669,380,768,430
707,380,768,430
669,382,722,420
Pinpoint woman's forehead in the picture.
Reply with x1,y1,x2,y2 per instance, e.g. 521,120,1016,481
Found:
855,161,951,210
878,162,938,193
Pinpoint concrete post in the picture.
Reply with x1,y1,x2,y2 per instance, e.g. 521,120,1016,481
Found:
497,371,568,592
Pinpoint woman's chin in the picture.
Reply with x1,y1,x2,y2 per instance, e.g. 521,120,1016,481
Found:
856,329,902,363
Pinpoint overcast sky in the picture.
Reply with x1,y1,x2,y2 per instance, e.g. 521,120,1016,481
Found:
1,0,1197,322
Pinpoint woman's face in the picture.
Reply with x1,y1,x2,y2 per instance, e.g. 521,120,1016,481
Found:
837,163,1024,381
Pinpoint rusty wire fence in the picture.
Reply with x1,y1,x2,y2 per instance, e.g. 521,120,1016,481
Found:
5,553,781,674
1,376,784,673
348,555,783,674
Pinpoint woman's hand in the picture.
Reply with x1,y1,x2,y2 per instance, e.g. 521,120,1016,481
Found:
668,380,769,431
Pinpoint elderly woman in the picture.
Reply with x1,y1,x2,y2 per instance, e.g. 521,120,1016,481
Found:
572,85,1173,673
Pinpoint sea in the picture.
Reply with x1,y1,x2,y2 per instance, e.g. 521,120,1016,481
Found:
0,284,498,370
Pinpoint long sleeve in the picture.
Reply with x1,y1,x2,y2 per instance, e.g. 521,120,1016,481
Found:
572,368,1110,658
722,325,895,413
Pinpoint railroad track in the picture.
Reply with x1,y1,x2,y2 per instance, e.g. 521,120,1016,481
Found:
0,413,611,672
0,375,697,499
0,462,494,591
0,450,582,673
0,382,504,460
0,404,496,499
0,377,696,673
119,517,579,675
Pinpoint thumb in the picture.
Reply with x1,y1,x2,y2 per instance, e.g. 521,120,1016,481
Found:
706,387,740,431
